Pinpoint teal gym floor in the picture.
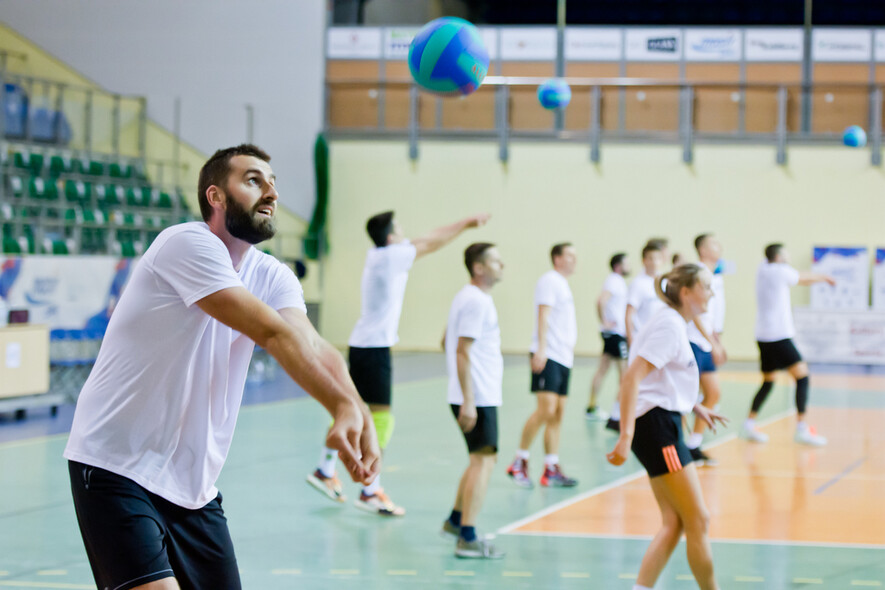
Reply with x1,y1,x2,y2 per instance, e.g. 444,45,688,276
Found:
0,353,883,589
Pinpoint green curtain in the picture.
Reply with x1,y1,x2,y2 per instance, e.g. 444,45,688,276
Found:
303,133,329,260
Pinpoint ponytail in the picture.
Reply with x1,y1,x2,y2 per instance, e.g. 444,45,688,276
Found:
655,263,707,308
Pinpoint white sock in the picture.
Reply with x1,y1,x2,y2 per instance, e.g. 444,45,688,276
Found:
744,418,756,430
515,449,530,460
318,447,337,478
362,475,381,496
796,420,808,431
686,433,703,450
632,585,653,590
610,403,621,420
545,454,559,466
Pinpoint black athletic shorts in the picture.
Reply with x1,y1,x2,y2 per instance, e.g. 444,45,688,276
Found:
68,461,240,590
757,338,803,373
530,356,571,395
349,346,392,405
450,405,499,453
631,407,694,478
601,333,629,360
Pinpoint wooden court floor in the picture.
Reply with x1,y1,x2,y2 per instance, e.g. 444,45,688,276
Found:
0,355,883,589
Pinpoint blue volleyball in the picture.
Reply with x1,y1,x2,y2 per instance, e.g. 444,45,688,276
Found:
843,125,867,148
408,17,489,96
538,79,572,110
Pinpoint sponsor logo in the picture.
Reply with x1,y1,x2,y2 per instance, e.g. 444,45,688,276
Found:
647,37,677,52
817,41,866,52
748,39,800,52
690,35,737,55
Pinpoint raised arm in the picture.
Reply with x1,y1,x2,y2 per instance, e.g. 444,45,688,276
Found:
196,286,380,484
456,336,477,433
411,213,490,259
606,357,655,466
798,271,836,287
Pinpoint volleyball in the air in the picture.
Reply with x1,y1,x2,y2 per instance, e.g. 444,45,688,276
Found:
538,78,572,110
843,125,867,148
408,17,489,96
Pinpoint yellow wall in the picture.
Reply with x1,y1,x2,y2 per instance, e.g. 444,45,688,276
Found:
323,140,885,360
0,21,310,274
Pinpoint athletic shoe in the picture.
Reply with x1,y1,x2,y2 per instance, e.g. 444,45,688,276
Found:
585,407,610,421
505,458,534,489
306,469,346,503
540,464,577,487
440,519,460,539
795,424,827,447
455,537,505,559
605,418,620,433
354,488,406,516
739,425,769,443
689,447,719,467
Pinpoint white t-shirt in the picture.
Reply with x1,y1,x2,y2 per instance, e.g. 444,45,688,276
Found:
630,306,700,417
755,261,801,342
445,285,503,407
687,268,725,352
627,271,665,336
530,270,578,369
600,272,628,337
348,241,418,348
64,223,306,509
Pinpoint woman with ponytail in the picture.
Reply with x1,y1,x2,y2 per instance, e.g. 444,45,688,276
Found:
607,264,727,590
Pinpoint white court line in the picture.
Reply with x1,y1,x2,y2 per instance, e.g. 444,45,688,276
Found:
497,408,796,536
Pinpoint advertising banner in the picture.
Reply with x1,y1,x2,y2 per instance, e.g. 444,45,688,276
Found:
744,28,803,62
327,27,383,59
812,28,872,62
565,28,622,61
625,28,682,61
810,246,868,310
684,28,742,61
500,27,557,61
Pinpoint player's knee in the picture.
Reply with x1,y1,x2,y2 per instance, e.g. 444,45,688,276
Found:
683,509,710,536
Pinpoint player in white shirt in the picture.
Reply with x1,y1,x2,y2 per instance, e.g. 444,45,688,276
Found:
507,243,579,488
685,234,728,466
307,210,489,515
440,243,506,560
607,242,665,432
586,252,631,420
64,145,380,590
608,264,727,590
741,244,836,446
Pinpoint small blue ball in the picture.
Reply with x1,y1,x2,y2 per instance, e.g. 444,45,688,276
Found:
843,125,867,148
537,79,572,110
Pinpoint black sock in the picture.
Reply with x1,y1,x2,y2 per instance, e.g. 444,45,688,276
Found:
448,509,462,527
796,376,809,414
751,381,774,414
460,525,477,542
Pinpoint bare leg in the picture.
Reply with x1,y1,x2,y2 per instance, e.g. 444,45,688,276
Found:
542,395,567,455
518,393,558,451
460,449,498,527
635,477,684,587
588,355,612,409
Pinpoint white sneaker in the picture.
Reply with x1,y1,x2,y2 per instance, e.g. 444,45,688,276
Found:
795,425,827,446
584,407,610,421
740,425,769,443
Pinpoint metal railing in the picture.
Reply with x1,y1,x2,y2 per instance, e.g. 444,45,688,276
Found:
325,77,885,165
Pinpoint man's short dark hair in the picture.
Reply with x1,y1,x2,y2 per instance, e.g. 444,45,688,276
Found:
465,242,495,277
647,237,668,250
610,252,626,271
765,243,783,262
550,242,572,265
366,211,395,248
642,243,662,259
694,233,711,252
198,144,271,222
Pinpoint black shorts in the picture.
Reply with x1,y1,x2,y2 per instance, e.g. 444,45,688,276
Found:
601,333,628,360
450,405,499,453
757,338,803,373
349,346,392,405
530,356,571,395
631,407,694,478
68,461,240,590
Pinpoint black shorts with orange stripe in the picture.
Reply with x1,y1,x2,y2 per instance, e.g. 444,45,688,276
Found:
630,407,694,478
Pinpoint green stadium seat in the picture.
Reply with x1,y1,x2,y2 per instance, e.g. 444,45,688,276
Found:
118,240,137,258
64,180,89,203
12,151,30,170
42,238,69,255
8,175,26,198
28,153,45,176
109,162,134,179
2,236,22,254
28,177,59,201
156,192,173,209
49,155,73,177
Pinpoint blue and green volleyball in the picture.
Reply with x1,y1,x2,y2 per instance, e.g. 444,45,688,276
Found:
538,79,572,110
408,17,489,97
843,125,867,148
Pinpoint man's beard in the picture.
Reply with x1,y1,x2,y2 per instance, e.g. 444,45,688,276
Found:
225,194,276,244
